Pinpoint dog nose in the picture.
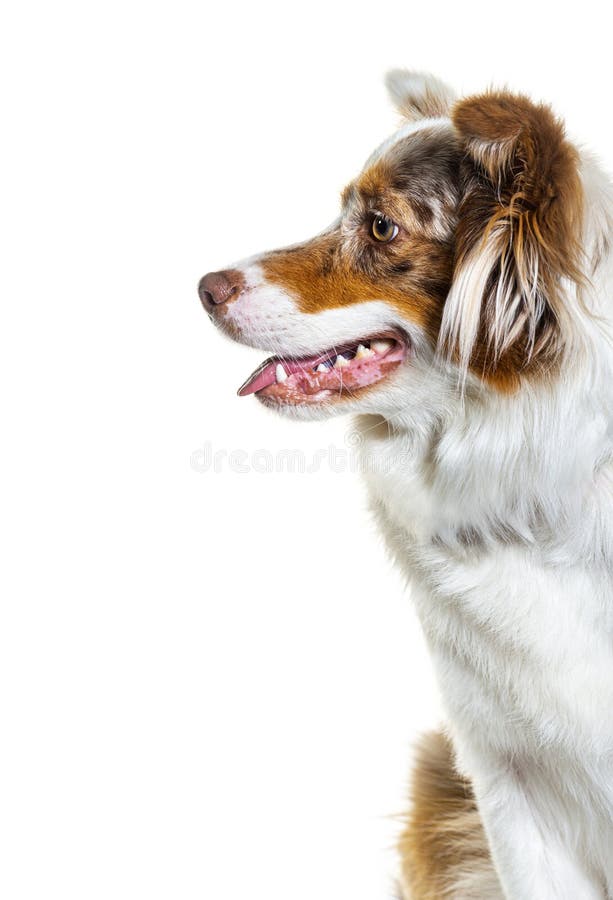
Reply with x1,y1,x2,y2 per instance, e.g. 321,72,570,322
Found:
198,270,242,310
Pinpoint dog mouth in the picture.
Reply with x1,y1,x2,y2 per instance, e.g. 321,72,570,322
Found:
237,333,407,404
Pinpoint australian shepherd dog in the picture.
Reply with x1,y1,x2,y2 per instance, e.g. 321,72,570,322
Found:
199,72,613,898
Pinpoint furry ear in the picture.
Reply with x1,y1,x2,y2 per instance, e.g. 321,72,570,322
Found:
385,70,456,121
440,91,585,388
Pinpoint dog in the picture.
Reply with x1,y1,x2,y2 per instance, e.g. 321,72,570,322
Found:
199,72,613,898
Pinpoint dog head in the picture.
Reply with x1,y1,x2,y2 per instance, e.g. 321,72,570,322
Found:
199,72,585,422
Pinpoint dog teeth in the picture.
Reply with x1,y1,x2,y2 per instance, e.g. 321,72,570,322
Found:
371,339,394,355
355,343,375,359
275,363,288,383
334,354,349,368
316,363,329,373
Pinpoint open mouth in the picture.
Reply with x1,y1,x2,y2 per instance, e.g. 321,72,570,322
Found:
237,333,407,404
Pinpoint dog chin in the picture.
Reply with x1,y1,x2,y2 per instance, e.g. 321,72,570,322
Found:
256,393,343,421
254,388,369,421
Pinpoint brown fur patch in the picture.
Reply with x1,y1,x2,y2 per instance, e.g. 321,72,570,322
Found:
445,92,585,390
354,160,392,201
260,230,452,342
260,129,462,342
398,731,496,899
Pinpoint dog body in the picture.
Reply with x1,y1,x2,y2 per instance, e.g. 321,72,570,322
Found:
362,380,613,898
200,73,613,897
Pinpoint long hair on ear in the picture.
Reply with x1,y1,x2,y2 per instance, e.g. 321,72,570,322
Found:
439,92,586,389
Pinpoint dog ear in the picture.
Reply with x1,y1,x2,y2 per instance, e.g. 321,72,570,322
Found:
385,70,456,121
440,91,585,388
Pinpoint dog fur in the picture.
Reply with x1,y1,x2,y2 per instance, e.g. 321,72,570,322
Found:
201,72,613,898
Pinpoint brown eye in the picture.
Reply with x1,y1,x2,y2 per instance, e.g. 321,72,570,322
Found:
371,214,399,242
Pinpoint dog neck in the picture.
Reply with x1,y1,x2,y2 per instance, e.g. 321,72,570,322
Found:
355,370,613,566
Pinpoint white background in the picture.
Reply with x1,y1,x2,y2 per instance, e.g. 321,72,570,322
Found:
1,2,610,898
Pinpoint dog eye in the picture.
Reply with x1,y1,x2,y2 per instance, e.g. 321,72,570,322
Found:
371,214,399,243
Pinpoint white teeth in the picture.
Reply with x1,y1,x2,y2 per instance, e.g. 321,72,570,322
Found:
334,354,349,368
316,363,329,373
275,363,288,383
355,343,375,359
371,339,394,355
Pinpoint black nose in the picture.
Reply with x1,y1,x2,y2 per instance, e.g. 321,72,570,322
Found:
198,270,243,310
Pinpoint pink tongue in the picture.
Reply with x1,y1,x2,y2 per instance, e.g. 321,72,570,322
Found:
237,360,278,396
237,353,326,396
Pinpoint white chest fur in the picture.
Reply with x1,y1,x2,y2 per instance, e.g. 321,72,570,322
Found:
358,411,613,893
